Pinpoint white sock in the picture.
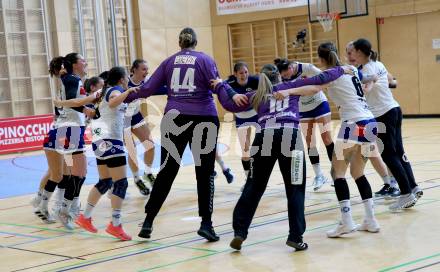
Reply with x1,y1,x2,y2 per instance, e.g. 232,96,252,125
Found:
144,165,152,175
381,175,391,185
363,198,375,220
71,197,80,210
389,177,398,188
61,198,73,213
55,188,65,204
132,170,139,179
339,200,353,225
111,209,122,226
312,163,323,177
216,157,228,171
41,190,53,210
84,203,95,219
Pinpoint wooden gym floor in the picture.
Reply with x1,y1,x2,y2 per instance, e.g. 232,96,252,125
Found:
0,118,439,272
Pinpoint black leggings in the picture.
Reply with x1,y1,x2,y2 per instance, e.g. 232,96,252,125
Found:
232,127,307,243
376,107,417,194
145,114,219,223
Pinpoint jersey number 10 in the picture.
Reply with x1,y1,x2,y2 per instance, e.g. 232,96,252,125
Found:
269,97,289,113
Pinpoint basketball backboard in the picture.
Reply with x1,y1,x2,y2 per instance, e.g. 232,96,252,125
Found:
308,0,369,23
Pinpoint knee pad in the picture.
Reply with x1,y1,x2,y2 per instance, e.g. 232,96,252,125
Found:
94,178,113,195
112,178,128,199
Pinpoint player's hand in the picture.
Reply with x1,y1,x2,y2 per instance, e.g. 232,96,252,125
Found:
83,107,96,119
127,87,139,94
341,65,355,75
232,94,248,107
274,90,289,100
210,78,223,89
53,98,63,107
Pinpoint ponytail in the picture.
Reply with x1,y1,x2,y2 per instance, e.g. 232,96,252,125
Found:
353,38,378,61
96,66,127,105
252,73,272,111
252,64,280,111
318,42,341,67
370,50,378,61
49,57,65,77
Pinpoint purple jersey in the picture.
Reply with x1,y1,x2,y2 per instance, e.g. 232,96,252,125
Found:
217,66,344,130
125,49,221,116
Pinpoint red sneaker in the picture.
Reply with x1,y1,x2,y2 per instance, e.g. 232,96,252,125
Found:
75,214,98,233
105,222,132,241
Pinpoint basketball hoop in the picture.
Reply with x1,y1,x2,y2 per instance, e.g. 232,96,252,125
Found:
317,13,340,32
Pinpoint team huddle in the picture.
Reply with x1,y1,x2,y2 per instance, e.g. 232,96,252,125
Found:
29,27,422,251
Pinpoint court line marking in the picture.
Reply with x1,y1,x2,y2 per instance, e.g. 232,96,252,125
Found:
405,259,440,272
7,183,440,272
11,259,73,272
0,231,46,239
6,246,86,260
6,182,440,271
41,195,440,272
378,252,440,272
138,198,440,272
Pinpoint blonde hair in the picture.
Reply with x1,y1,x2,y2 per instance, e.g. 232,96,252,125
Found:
251,64,280,111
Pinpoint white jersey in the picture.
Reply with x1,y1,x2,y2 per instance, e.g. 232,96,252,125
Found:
290,62,328,112
327,67,374,122
55,74,86,128
360,60,399,117
91,86,127,141
125,77,145,117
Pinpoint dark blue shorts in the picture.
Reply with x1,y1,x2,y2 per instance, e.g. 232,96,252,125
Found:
125,112,146,129
299,101,331,120
92,139,125,160
337,119,378,143
235,115,259,128
43,126,85,153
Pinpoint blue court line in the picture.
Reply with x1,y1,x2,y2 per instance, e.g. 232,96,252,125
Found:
0,142,228,199
0,231,46,240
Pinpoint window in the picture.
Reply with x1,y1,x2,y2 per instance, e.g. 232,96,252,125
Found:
0,0,52,117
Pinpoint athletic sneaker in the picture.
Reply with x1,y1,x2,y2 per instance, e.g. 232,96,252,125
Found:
75,214,98,233
34,208,56,224
286,239,308,251
106,222,132,241
356,218,380,233
197,223,219,242
313,175,328,191
412,186,423,200
375,184,391,198
326,221,358,238
230,235,245,250
143,173,156,188
222,168,234,184
384,187,401,200
56,209,75,230
138,219,153,239
134,178,150,196
389,193,417,211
